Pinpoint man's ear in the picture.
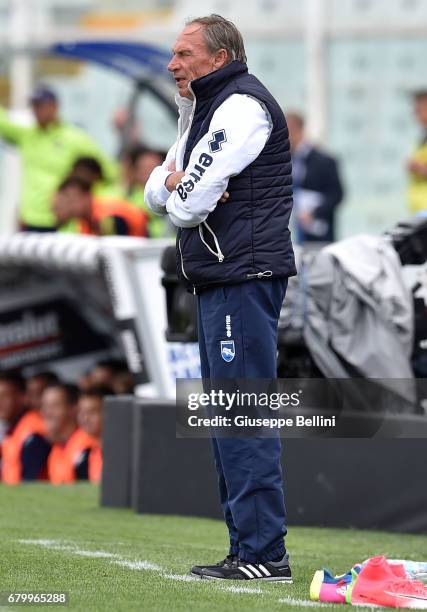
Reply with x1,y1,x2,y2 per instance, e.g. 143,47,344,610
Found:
213,49,229,69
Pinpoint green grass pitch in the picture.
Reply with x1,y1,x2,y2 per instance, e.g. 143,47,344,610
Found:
1,484,427,611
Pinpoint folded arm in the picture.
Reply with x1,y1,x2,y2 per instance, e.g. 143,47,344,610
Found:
145,94,271,228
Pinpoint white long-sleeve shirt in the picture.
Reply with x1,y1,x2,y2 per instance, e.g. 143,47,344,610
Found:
144,92,271,229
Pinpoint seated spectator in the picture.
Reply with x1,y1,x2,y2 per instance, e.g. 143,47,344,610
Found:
78,369,93,393
71,156,121,200
72,156,103,187
78,359,134,394
112,370,135,395
41,383,95,484
53,177,148,237
87,359,122,386
25,371,59,411
0,371,50,484
120,145,171,237
77,386,110,483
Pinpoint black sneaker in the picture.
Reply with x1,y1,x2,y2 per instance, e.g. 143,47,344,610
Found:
199,553,292,582
191,554,238,577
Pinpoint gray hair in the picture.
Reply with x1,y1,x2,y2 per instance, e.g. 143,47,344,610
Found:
186,14,247,64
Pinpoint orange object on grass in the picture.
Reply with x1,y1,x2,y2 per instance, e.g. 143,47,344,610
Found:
351,556,427,609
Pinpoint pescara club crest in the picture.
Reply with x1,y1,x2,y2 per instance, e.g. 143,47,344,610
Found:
221,340,235,362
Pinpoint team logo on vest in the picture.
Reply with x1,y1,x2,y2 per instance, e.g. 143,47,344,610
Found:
221,340,235,362
209,129,227,153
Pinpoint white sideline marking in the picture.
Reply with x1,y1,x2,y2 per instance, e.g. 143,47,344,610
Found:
19,539,159,571
19,539,75,551
20,539,315,606
224,586,263,594
19,540,119,559
116,560,162,571
20,539,59,546
164,573,199,582
278,598,328,607
74,550,119,559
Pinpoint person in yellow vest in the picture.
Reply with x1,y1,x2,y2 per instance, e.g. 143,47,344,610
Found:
0,84,117,231
53,176,148,237
0,371,50,484
40,383,95,484
407,90,427,214
77,386,110,483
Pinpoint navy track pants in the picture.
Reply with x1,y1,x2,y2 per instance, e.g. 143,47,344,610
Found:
197,278,288,563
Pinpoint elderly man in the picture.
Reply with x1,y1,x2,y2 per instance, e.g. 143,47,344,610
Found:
145,14,296,581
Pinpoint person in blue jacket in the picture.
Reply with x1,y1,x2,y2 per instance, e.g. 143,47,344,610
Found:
145,14,296,582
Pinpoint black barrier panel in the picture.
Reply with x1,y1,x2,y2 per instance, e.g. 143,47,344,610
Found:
101,396,135,508
102,397,427,532
131,400,221,518
284,439,427,533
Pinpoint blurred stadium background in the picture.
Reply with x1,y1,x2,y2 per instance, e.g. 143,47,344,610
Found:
1,0,427,235
1,2,427,609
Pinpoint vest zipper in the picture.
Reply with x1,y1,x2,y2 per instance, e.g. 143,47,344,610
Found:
199,222,225,263
177,84,196,288
181,84,221,291
178,237,190,280
246,270,273,279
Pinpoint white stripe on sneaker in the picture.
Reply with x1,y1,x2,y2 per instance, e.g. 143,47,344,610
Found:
246,565,263,578
239,566,255,579
258,564,271,577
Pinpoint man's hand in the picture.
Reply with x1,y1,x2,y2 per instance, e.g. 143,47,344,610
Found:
165,171,186,192
165,161,230,203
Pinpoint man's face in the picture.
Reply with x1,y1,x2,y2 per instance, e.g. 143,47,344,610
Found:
32,100,58,128
26,377,48,411
414,96,427,129
90,366,114,387
53,187,89,224
78,396,102,439
41,388,76,443
135,153,164,186
0,382,25,423
168,24,226,98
